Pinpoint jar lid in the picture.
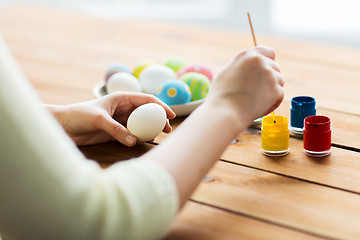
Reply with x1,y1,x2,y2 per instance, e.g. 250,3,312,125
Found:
291,96,316,110
304,115,331,132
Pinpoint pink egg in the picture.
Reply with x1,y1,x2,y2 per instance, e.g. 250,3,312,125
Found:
177,64,213,81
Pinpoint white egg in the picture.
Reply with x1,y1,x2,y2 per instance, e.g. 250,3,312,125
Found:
127,103,167,142
106,72,142,93
139,65,176,95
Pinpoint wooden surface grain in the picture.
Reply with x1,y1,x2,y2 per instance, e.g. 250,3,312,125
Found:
165,201,327,240
193,161,360,240
1,5,360,240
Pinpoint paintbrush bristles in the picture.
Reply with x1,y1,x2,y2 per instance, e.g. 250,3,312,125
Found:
247,12,257,47
271,112,277,124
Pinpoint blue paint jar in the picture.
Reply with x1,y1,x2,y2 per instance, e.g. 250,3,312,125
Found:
290,96,316,134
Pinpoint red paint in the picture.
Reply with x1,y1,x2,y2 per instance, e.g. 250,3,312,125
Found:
303,116,331,152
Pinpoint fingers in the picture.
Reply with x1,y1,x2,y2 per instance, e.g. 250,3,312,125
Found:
130,93,176,119
234,45,276,60
266,59,281,73
163,119,172,133
254,45,276,60
264,66,284,87
276,72,285,87
228,45,285,122
235,46,280,73
263,77,285,116
113,92,176,120
99,114,172,146
98,114,137,147
264,96,284,116
100,93,176,144
254,46,280,73
124,93,176,133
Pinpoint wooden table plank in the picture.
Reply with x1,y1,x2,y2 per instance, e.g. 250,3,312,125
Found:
79,141,153,165
4,6,360,69
156,125,360,194
192,161,360,240
165,201,327,240
263,36,360,71
279,59,360,116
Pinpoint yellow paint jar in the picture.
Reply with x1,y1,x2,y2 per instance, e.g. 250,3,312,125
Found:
261,115,289,157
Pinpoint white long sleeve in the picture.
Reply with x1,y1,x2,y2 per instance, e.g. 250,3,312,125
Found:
0,33,178,240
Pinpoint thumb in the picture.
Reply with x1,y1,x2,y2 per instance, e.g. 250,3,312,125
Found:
99,115,137,147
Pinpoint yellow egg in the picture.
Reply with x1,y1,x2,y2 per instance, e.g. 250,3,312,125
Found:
133,59,157,79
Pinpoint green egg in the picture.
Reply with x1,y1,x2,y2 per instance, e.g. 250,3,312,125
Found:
164,56,187,73
179,72,210,101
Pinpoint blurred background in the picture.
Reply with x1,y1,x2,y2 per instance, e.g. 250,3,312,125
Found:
1,0,360,48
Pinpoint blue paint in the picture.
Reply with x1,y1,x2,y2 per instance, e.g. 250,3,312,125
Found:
290,96,316,133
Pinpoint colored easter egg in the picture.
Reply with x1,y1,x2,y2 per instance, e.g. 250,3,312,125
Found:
177,64,213,81
164,56,187,73
179,72,210,101
133,59,157,79
106,72,142,93
139,65,176,95
156,80,191,105
105,63,131,82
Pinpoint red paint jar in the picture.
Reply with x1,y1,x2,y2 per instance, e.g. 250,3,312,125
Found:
303,115,331,157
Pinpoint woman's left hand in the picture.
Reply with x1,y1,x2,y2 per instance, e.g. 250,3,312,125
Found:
47,92,176,146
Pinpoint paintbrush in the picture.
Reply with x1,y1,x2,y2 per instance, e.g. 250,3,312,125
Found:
247,12,276,124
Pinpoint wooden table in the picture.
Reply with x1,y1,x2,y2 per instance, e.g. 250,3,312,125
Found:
1,6,360,240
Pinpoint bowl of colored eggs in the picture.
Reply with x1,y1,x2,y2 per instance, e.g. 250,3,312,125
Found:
93,56,212,117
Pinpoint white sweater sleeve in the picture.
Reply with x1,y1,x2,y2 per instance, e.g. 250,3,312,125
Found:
0,34,178,240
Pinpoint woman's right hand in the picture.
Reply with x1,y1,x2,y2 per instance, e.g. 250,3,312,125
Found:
207,45,285,130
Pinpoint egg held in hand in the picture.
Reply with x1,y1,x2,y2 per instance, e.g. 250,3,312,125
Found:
127,103,167,142
106,72,142,93
156,80,191,105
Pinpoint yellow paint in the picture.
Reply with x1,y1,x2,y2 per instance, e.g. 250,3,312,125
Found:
261,115,289,152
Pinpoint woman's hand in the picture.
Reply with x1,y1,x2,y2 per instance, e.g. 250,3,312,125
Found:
47,92,176,146
207,45,285,130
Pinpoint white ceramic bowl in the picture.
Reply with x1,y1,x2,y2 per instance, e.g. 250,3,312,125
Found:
93,81,205,117
93,81,263,123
